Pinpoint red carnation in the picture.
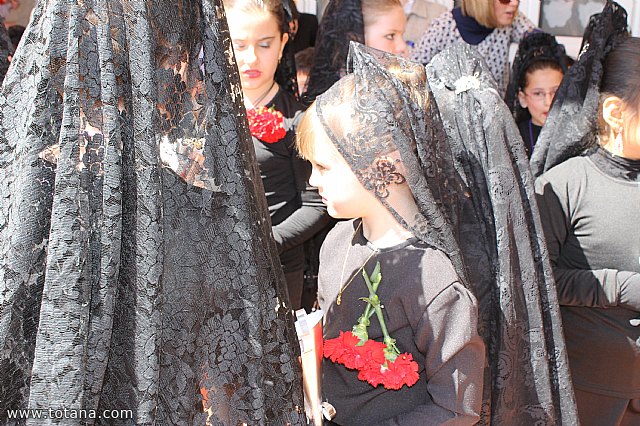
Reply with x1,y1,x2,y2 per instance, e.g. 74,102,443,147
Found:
358,364,386,388
382,353,420,390
247,106,286,143
323,262,421,390
323,331,360,364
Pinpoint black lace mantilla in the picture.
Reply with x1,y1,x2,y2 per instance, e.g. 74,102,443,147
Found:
427,43,579,425
530,0,629,177
301,0,364,103
505,32,569,123
0,0,304,424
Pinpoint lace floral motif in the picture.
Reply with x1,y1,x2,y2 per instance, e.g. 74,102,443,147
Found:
0,0,304,424
361,157,406,198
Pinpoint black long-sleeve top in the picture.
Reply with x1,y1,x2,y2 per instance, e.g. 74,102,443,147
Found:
254,87,329,273
535,147,640,397
318,219,485,425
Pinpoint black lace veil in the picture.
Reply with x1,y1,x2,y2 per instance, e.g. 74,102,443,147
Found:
530,0,629,177
301,0,364,103
0,0,304,424
505,32,569,123
315,43,467,281
426,43,579,425
277,0,300,98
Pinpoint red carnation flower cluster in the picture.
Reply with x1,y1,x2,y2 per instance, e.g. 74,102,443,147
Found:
323,262,420,390
247,106,286,143
324,331,419,390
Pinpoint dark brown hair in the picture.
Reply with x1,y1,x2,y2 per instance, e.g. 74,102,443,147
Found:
223,0,287,34
598,37,640,137
519,59,564,91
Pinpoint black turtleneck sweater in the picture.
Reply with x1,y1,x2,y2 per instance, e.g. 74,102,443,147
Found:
535,147,640,398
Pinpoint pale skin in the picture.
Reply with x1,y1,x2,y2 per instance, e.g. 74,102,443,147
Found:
518,67,564,126
492,0,519,28
364,5,408,57
600,95,640,160
226,9,288,108
303,107,419,248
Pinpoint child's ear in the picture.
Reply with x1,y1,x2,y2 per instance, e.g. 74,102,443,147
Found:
279,32,289,61
517,90,528,109
602,95,624,130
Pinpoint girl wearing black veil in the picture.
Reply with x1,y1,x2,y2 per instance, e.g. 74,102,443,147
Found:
0,0,305,424
505,32,568,158
298,42,485,425
301,0,407,103
532,2,639,424
426,43,578,425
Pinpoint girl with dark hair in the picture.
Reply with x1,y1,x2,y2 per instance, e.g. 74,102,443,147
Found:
535,29,640,426
505,32,568,157
224,0,329,310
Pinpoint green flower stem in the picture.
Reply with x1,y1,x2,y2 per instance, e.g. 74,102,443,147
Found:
362,262,400,360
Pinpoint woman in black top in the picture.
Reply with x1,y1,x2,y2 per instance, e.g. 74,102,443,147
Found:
224,0,329,309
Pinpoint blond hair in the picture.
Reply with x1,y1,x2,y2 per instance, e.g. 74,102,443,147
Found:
296,102,321,161
362,0,403,28
462,0,499,29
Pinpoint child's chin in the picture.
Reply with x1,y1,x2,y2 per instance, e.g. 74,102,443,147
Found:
327,207,344,219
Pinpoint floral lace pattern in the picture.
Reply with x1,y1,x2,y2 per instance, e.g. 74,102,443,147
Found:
530,0,629,178
427,43,578,425
0,0,304,424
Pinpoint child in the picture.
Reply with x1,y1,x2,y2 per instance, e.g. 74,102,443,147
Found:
535,35,640,426
303,0,407,102
224,0,329,310
507,32,568,157
296,44,485,425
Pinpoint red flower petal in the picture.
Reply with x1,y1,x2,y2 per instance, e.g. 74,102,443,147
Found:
382,353,420,390
323,331,360,365
247,106,286,143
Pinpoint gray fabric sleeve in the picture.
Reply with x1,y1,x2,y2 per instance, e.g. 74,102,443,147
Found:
535,176,640,311
272,111,330,253
375,284,485,426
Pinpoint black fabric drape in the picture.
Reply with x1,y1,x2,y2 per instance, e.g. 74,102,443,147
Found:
0,17,12,83
530,0,629,178
426,43,579,425
301,0,364,103
0,0,304,424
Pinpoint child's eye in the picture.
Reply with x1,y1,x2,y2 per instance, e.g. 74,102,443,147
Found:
385,34,395,41
314,163,328,172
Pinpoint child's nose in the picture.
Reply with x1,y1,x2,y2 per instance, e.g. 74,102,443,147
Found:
244,46,257,65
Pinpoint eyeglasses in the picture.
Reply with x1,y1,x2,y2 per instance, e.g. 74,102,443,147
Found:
524,89,558,102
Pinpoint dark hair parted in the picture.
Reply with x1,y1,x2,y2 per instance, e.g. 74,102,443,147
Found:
223,0,288,34
519,59,564,91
